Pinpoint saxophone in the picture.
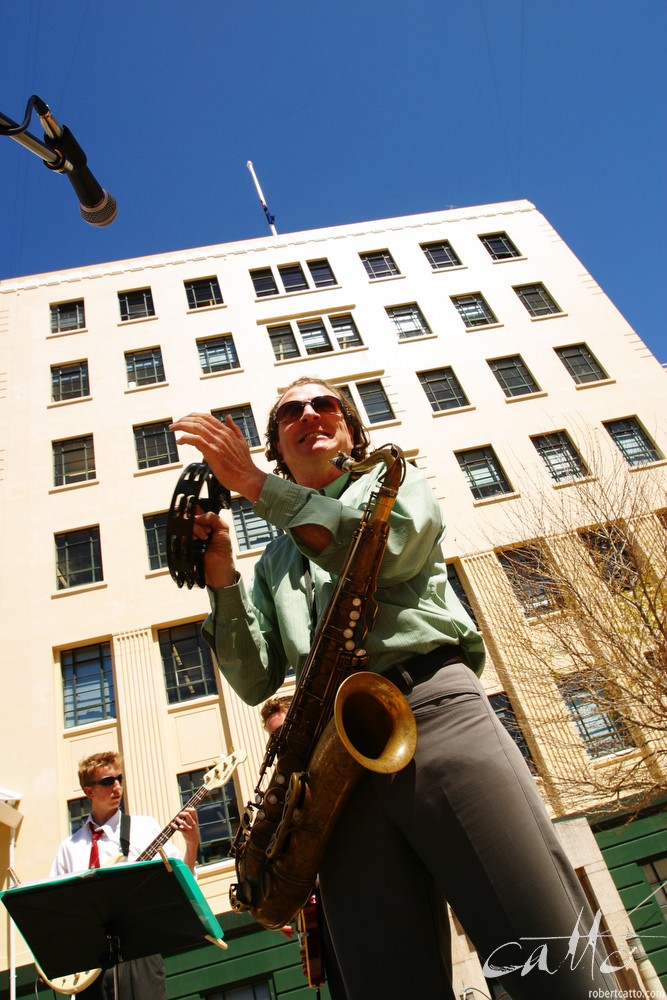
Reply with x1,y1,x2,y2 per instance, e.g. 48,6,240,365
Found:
230,444,417,930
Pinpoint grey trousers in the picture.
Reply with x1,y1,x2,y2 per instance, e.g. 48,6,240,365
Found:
319,662,619,1000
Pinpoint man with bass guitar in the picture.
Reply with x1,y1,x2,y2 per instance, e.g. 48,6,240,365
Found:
50,750,199,999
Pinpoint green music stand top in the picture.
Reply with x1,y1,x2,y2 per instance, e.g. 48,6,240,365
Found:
0,856,226,979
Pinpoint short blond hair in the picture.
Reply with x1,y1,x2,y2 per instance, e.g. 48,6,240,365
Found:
78,751,123,789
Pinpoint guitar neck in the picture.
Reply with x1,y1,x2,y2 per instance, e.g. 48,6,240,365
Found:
136,784,210,862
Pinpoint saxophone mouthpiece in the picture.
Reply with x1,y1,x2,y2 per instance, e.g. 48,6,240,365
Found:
331,452,355,472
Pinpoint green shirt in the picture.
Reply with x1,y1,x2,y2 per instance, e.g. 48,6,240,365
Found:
202,460,485,705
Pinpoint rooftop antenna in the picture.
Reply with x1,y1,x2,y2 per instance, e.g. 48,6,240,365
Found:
247,160,277,236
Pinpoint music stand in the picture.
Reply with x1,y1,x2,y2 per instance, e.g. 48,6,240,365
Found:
0,856,226,989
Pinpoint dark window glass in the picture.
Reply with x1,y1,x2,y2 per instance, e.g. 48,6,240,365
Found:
55,527,103,589
357,380,394,424
51,361,89,401
451,293,497,328
603,418,661,466
268,323,300,361
488,355,540,397
498,545,563,615
330,313,362,349
386,303,431,339
420,240,462,269
555,344,607,384
298,318,332,355
250,268,279,297
360,250,400,279
480,232,521,260
158,623,218,704
418,368,468,411
144,512,168,570
50,300,85,333
61,641,115,727
178,768,240,865
197,335,240,374
514,283,562,317
53,435,96,486
531,431,588,482
133,421,178,469
184,277,223,309
278,263,308,292
212,405,260,448
125,347,165,387
489,692,536,772
118,288,155,321
307,258,337,286
456,447,512,499
232,498,283,550
558,674,634,758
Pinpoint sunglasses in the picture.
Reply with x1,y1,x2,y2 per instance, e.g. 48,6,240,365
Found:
89,774,123,788
275,395,343,425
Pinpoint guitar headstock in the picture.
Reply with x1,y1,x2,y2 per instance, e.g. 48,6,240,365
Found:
203,749,247,791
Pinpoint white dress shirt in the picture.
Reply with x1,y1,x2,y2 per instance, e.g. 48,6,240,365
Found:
50,810,182,877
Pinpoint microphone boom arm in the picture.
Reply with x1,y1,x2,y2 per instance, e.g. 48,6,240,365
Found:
0,95,117,226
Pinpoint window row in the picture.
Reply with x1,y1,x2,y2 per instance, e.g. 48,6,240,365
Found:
48,228,529,333
455,415,661,501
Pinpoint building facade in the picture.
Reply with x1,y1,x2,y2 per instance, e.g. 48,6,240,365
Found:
1,199,666,998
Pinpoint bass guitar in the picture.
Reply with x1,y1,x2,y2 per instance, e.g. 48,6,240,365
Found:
37,749,246,995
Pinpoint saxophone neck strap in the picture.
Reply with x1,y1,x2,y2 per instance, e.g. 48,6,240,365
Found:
119,812,131,859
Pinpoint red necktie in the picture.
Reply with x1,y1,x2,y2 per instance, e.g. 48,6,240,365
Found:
88,827,105,869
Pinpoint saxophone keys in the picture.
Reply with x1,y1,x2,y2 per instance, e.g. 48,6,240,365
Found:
343,628,354,639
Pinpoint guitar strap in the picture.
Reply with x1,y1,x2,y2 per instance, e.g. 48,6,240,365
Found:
119,812,131,859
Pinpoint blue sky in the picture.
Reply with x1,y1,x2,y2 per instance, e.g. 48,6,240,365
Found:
2,1,666,361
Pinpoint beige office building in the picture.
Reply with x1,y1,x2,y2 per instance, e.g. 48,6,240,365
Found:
1,199,666,998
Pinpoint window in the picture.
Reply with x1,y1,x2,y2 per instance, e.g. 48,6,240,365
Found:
133,421,178,469
249,267,279,297
446,564,477,625
67,798,88,834
532,431,588,483
480,232,521,260
118,288,155,321
555,343,607,384
50,300,85,333
267,313,362,361
212,404,260,448
558,673,633,758
386,303,431,339
580,526,639,593
61,641,115,727
603,417,661,467
498,545,562,614
451,293,498,328
360,250,400,280
233,498,283,551
489,692,536,773
55,526,103,589
249,258,337,297
158,623,218,704
207,983,271,1000
197,334,240,374
488,355,540,397
642,857,667,918
51,361,89,401
418,368,469,411
329,313,363,349
456,447,513,500
184,277,223,309
53,435,96,487
307,258,337,287
420,240,462,269
125,347,165,388
144,512,168,570
356,380,395,424
278,262,308,292
514,283,562,317
178,767,240,865
297,318,332,354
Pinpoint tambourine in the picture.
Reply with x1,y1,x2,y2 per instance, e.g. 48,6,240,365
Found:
166,463,231,589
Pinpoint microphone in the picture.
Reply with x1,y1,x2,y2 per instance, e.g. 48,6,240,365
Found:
36,99,117,227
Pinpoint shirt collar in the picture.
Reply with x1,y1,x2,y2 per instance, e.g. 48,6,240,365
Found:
321,471,350,499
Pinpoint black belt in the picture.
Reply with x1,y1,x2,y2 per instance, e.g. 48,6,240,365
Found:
383,645,464,694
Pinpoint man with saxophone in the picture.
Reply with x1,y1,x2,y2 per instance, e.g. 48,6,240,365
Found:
171,378,617,1000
